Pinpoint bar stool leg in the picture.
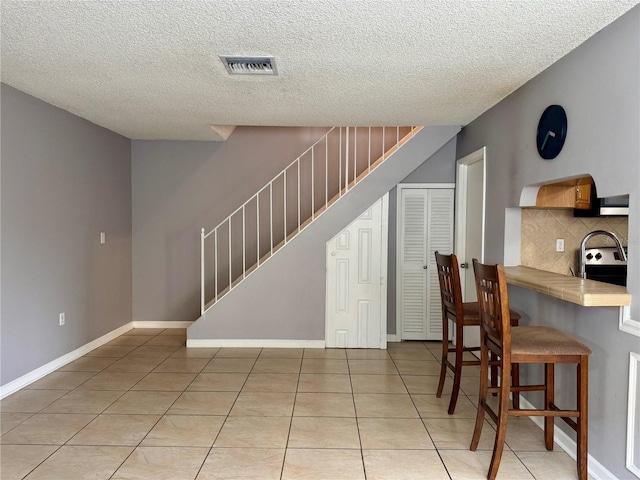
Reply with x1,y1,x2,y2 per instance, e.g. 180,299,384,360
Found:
577,356,589,480
488,359,511,480
448,323,464,414
544,363,555,450
511,363,520,409
470,345,489,451
436,316,449,398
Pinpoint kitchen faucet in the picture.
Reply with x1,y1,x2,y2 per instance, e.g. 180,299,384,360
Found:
578,230,627,279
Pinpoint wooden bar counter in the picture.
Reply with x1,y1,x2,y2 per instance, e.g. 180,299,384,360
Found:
504,266,631,307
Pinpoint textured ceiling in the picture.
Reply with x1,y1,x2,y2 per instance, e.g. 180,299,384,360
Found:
2,1,638,140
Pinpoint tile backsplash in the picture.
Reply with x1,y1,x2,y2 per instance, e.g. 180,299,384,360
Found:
521,209,628,275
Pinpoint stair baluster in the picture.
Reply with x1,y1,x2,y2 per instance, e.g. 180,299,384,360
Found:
200,126,421,314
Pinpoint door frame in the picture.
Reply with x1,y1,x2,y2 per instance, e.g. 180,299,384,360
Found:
395,183,455,341
325,193,389,349
455,147,486,299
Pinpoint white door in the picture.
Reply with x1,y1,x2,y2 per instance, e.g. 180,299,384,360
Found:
325,195,388,348
397,186,454,340
455,148,486,349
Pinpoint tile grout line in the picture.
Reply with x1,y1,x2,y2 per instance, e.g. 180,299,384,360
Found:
105,328,178,480
346,349,368,480
1,336,586,479
279,348,305,480
105,328,222,480
389,344,454,480
72,328,187,479
126,338,214,480
192,348,262,480
11,328,169,480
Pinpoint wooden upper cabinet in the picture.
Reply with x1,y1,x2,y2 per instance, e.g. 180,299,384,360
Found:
536,176,593,209
574,182,593,209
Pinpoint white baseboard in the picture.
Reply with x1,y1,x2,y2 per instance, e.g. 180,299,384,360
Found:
0,320,194,399
0,322,134,399
186,339,326,349
132,321,193,329
518,395,615,480
387,334,398,342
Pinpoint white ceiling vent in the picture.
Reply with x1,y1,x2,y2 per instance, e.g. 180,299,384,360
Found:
220,56,278,75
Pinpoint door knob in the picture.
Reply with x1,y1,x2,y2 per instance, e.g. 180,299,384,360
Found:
460,263,469,269
423,265,428,269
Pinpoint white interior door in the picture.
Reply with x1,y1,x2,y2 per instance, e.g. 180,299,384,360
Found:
397,185,454,341
325,195,387,348
455,148,485,300
463,160,484,298
455,148,486,349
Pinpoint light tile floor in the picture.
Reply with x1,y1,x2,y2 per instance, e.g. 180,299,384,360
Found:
1,329,590,479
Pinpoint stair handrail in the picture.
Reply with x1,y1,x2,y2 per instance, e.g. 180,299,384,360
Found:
201,126,421,315
202,127,336,239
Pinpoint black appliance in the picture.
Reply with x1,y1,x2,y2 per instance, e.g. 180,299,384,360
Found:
583,246,628,287
574,185,629,217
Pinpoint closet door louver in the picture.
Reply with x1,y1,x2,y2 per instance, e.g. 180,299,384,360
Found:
399,188,454,340
400,193,428,339
425,189,454,340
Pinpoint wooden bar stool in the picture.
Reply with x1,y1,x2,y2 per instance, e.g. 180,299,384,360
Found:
470,259,591,480
434,251,521,415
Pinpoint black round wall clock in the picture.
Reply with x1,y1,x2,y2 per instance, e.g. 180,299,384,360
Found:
536,105,567,160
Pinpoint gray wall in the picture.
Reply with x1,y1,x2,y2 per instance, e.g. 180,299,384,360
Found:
132,127,330,323
387,138,457,334
1,84,132,385
456,7,639,478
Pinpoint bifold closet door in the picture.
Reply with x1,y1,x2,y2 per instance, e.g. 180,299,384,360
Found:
399,188,454,340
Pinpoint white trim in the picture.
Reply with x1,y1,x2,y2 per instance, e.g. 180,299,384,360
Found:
0,322,134,399
132,321,193,329
379,193,389,349
387,334,398,342
503,207,522,267
455,147,486,295
627,352,640,478
397,183,457,190
0,321,195,399
186,339,326,349
395,183,456,341
518,395,617,480
620,306,640,338
395,187,402,341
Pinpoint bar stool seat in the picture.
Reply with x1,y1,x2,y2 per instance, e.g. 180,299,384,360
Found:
511,326,592,356
434,252,521,415
470,259,591,480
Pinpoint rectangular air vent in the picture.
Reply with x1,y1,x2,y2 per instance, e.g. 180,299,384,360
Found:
220,56,277,75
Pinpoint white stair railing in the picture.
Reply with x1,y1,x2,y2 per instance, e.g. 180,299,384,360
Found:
201,126,421,314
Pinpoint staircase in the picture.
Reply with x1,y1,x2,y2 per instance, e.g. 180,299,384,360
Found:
189,125,460,345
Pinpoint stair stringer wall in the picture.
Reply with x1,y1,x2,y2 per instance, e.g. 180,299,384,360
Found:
188,125,461,342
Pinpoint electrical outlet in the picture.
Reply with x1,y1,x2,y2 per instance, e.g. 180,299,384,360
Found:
556,238,565,252
100,232,106,244
59,312,65,326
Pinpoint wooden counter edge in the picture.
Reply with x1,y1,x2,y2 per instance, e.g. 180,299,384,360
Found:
503,265,631,307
